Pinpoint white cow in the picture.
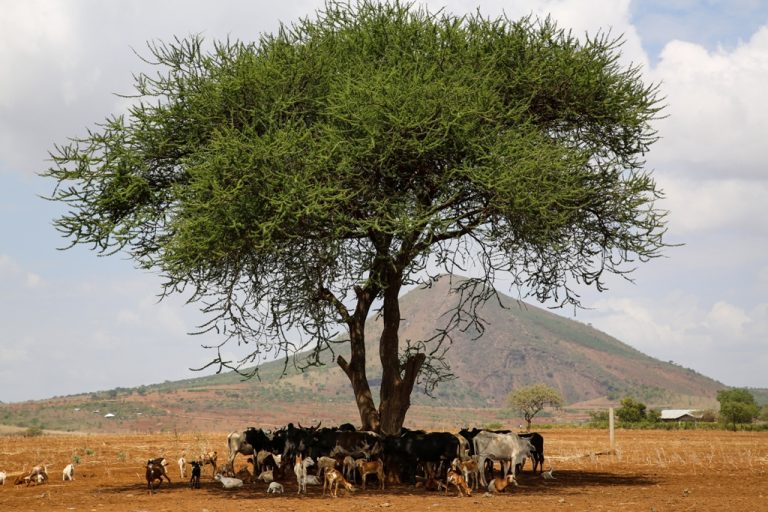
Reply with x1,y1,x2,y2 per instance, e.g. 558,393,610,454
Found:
472,431,534,487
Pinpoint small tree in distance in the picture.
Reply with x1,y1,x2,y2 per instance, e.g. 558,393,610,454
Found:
507,383,564,430
615,397,647,424
717,388,759,431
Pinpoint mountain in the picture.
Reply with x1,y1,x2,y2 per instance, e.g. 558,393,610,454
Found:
0,275,727,433
346,275,725,408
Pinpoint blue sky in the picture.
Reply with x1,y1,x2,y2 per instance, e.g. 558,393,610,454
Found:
1,0,767,403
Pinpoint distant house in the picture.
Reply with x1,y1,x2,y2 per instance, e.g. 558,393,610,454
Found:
660,409,703,422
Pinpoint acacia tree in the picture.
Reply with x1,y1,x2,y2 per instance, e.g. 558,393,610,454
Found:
44,1,667,435
507,384,564,430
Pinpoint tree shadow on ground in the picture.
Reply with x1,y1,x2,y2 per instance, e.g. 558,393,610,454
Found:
103,469,657,499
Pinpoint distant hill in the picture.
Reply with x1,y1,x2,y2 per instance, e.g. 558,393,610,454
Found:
0,275,733,433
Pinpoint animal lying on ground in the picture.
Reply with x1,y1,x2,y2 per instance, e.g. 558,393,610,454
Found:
267,481,284,494
214,473,243,489
487,473,517,493
541,467,555,479
257,468,274,483
323,468,355,497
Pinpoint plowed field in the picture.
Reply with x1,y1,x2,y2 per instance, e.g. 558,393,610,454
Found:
1,429,766,511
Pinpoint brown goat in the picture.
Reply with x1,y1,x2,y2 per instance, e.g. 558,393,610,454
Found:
146,458,171,493
446,468,472,497
487,473,517,493
355,458,384,490
323,468,355,497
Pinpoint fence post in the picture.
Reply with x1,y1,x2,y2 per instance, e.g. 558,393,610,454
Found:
609,407,616,454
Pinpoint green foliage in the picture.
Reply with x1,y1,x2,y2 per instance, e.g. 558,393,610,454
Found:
717,388,759,430
24,426,44,437
616,397,647,424
588,410,609,428
43,0,667,429
760,405,768,422
507,383,564,429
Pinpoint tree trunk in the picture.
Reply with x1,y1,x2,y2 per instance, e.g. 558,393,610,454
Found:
376,275,425,436
337,314,380,432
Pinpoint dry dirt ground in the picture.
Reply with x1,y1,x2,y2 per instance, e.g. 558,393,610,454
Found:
1,428,766,512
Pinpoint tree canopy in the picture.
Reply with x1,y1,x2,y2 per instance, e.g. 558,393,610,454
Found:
507,383,564,430
44,1,667,434
717,388,759,430
615,397,648,424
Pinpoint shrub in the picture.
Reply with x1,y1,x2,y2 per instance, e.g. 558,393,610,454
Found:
24,426,44,437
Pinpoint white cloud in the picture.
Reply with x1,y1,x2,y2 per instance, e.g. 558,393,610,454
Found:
659,176,768,235
650,26,768,179
583,294,768,386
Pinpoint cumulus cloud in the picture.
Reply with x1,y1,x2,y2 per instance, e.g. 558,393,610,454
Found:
650,27,768,179
659,176,768,235
583,294,768,386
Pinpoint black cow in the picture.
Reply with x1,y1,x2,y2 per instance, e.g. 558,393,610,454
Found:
281,423,321,463
315,429,382,460
518,432,545,473
382,430,460,484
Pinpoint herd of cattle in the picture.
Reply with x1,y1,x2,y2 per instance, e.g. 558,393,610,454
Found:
0,423,546,497
145,423,547,497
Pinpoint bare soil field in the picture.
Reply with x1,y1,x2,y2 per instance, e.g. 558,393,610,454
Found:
1,428,766,512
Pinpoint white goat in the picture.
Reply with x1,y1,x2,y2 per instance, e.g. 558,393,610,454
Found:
62,463,75,481
257,468,274,483
214,473,243,489
0,470,7,485
267,481,284,494
294,454,315,494
178,456,186,479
